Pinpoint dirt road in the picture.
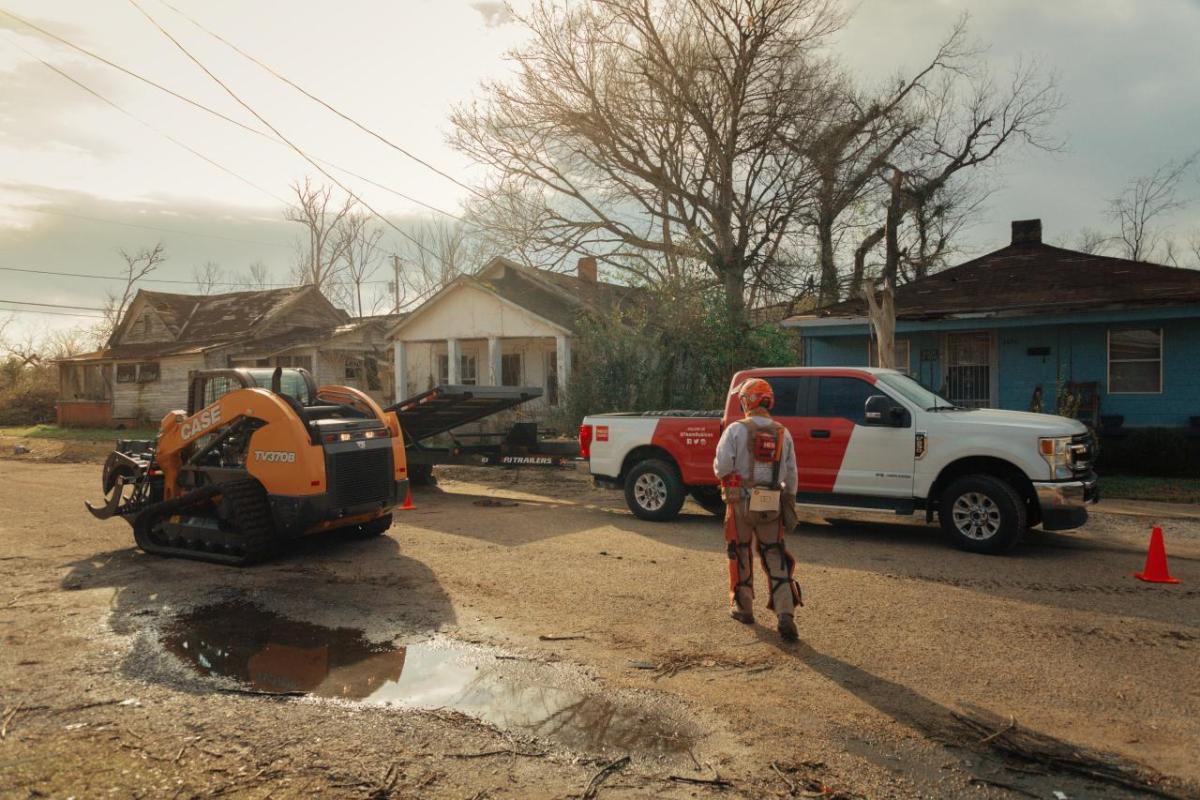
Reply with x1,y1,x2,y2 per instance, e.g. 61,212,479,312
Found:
2,458,1198,799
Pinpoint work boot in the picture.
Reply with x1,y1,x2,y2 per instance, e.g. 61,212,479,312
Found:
777,613,798,642
730,607,755,624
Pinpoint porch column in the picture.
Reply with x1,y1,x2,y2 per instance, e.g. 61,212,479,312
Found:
555,334,571,392
447,337,461,384
487,337,502,386
392,340,408,401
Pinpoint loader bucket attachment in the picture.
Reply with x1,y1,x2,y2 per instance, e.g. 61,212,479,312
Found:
85,475,128,520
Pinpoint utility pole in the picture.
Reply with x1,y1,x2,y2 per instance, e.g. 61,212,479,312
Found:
391,254,402,314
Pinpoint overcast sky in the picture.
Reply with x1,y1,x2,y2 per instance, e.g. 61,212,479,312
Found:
1,0,1198,338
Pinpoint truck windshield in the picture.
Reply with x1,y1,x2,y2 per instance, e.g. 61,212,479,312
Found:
876,372,958,411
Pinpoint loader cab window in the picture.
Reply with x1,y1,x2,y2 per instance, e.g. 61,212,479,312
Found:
203,376,238,408
244,368,314,406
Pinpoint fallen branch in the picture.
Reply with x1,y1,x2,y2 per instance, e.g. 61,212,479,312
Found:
770,762,795,792
216,687,306,699
953,704,1188,799
1,706,21,739
582,755,630,799
538,634,586,641
445,749,545,759
667,774,733,790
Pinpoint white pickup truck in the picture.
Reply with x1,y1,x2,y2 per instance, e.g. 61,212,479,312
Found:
579,367,1098,553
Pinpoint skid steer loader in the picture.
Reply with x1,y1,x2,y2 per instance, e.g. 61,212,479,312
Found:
86,367,408,565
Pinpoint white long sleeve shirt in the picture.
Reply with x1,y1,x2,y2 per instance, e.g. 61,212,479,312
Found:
713,415,798,495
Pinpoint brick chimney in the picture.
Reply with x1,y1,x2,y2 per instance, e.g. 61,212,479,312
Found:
1011,218,1042,246
576,256,598,283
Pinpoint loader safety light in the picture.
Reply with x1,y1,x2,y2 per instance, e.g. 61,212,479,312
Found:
579,424,593,459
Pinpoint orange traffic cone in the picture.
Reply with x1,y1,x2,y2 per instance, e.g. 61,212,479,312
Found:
1134,526,1179,584
400,483,414,511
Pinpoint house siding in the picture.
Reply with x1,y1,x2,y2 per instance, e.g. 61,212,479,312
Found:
112,354,203,421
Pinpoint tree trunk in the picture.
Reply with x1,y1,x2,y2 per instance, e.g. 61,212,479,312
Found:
817,215,838,306
851,226,885,298
721,265,747,331
883,168,903,286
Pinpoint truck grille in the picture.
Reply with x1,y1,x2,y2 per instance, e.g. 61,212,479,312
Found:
1070,432,1094,475
327,447,392,507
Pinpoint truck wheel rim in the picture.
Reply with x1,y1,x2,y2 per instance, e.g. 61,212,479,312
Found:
951,492,1001,540
634,473,668,511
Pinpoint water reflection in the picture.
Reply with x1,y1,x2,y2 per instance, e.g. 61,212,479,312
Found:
162,600,692,755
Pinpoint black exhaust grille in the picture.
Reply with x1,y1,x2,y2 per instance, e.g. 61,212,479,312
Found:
327,447,392,507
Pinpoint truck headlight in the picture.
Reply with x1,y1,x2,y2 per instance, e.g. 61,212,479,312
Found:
1039,436,1073,480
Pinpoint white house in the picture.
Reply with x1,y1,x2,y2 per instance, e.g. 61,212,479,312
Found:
389,256,639,418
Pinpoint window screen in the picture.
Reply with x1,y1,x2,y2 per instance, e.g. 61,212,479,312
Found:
1109,328,1161,393
815,377,877,423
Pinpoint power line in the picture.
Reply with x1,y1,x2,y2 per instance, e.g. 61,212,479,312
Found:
159,0,485,201
127,0,446,264
1,33,289,206
0,306,106,320
0,6,471,224
0,297,108,312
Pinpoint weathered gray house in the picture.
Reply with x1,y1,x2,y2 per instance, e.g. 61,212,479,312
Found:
56,286,399,426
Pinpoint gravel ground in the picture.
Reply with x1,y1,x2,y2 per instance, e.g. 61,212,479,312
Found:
1,455,1198,799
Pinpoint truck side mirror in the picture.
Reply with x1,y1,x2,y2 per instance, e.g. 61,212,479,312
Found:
864,394,909,427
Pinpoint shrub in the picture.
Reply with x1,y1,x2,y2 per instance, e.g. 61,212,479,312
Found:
1097,428,1200,478
0,360,57,425
562,280,799,425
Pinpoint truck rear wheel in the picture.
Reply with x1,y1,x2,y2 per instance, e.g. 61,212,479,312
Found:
939,474,1025,554
625,459,686,522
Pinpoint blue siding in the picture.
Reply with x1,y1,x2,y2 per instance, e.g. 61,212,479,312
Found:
798,310,1200,427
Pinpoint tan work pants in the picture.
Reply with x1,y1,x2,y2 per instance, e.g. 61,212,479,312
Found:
724,495,801,617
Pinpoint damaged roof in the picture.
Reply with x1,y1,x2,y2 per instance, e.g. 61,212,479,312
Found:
95,285,350,360
800,240,1200,323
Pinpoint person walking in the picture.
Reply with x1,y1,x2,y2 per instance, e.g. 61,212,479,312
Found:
714,378,802,641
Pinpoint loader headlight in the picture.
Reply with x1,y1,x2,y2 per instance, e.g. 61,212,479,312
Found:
1039,436,1073,480
339,432,352,442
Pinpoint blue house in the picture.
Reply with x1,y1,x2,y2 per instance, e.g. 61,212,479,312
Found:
785,220,1200,428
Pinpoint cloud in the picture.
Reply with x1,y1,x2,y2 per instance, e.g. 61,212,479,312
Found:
470,2,516,28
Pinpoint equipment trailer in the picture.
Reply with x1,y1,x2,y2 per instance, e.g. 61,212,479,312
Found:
388,385,580,484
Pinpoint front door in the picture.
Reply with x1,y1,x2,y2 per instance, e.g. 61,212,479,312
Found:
944,332,994,409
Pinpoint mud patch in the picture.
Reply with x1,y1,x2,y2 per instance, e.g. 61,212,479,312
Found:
160,599,695,756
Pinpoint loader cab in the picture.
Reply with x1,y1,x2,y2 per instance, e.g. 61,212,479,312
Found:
187,368,318,415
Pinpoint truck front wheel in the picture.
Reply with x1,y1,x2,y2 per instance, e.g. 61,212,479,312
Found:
624,459,686,522
938,474,1026,554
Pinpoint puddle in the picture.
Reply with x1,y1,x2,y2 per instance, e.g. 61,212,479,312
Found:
160,600,694,756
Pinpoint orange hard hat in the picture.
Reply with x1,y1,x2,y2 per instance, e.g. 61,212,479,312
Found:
736,377,774,412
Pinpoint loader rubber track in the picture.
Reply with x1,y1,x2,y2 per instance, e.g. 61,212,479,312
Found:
132,478,278,566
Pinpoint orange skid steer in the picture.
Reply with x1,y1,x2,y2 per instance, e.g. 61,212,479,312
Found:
87,367,408,565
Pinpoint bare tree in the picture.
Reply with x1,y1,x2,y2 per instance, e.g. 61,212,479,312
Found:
237,260,274,290
98,243,167,343
335,212,386,317
452,0,844,328
192,260,224,294
1074,227,1112,255
1108,151,1199,262
285,177,356,292
853,55,1060,290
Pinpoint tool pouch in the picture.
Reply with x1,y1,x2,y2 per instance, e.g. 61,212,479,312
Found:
748,487,781,512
